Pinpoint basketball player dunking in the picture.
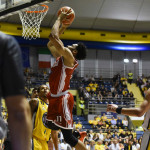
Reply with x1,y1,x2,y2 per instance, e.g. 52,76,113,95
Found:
107,89,150,150
46,9,88,150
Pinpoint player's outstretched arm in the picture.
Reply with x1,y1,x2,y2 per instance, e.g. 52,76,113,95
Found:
49,11,74,61
107,89,150,117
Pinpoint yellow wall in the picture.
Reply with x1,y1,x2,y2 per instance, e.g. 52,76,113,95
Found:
1,22,150,43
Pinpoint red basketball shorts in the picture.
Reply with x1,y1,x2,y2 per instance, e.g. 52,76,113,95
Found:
47,92,74,129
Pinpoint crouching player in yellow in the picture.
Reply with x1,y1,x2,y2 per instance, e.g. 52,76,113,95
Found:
29,85,58,150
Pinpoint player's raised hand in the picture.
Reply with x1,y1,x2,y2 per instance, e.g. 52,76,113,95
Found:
107,104,118,113
58,8,72,22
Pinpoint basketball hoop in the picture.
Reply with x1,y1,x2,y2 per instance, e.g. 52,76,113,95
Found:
19,4,49,40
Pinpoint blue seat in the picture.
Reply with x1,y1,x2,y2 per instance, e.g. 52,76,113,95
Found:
82,125,92,129
103,101,108,104
98,101,103,104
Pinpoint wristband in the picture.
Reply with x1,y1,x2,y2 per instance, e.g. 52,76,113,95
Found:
116,107,122,114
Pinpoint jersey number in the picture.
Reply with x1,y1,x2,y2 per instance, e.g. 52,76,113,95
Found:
56,116,62,123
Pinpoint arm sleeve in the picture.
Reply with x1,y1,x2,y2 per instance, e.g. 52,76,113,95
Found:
1,35,25,98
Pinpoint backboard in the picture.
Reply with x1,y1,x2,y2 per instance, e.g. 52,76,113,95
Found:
0,0,52,19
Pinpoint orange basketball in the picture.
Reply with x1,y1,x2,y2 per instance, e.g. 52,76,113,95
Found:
57,6,75,25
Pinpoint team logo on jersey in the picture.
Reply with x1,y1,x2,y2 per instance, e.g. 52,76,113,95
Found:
42,112,48,127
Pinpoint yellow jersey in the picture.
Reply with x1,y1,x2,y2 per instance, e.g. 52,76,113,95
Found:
32,98,51,141
95,144,104,150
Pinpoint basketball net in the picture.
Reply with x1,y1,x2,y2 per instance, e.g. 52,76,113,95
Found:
19,4,49,40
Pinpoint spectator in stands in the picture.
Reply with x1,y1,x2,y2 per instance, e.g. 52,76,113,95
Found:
96,120,104,129
136,76,143,88
126,140,134,150
97,130,104,141
111,86,115,93
84,89,90,109
98,76,104,85
89,140,95,150
104,141,109,150
89,75,95,82
119,131,125,138
117,88,123,98
124,130,129,137
111,117,117,128
96,115,101,121
102,91,108,98
133,137,137,145
101,113,107,122
112,131,119,138
75,121,82,130
97,91,103,101
116,117,122,128
129,91,134,99
128,71,133,84
107,91,113,98
121,76,127,88
92,117,98,129
93,133,99,142
85,85,91,93
91,93,97,100
112,89,118,98
122,117,128,129
109,139,120,150
91,85,97,94
95,140,104,150
88,130,94,141
60,140,71,150
79,97,85,116
135,140,140,150
122,88,129,98
119,142,124,150
104,134,111,143
89,81,94,88
93,82,98,89
100,85,105,95
101,122,108,129
128,130,134,139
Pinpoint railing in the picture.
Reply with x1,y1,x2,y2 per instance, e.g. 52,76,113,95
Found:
88,98,137,114
76,67,150,78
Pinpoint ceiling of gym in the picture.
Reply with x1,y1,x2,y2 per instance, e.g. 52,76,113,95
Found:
2,0,150,32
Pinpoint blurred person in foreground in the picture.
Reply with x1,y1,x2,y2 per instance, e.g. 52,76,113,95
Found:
0,32,32,150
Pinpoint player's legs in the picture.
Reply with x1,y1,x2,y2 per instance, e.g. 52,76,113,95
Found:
5,95,32,150
61,128,87,150
51,130,58,150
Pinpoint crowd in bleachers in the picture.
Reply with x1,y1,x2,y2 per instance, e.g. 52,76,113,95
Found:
58,128,141,150
73,115,141,150
78,74,135,108
89,114,128,130
24,67,49,89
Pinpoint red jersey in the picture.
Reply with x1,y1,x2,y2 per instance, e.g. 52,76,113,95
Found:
49,56,78,95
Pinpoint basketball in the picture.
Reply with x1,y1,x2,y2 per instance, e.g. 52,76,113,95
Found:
57,6,75,25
